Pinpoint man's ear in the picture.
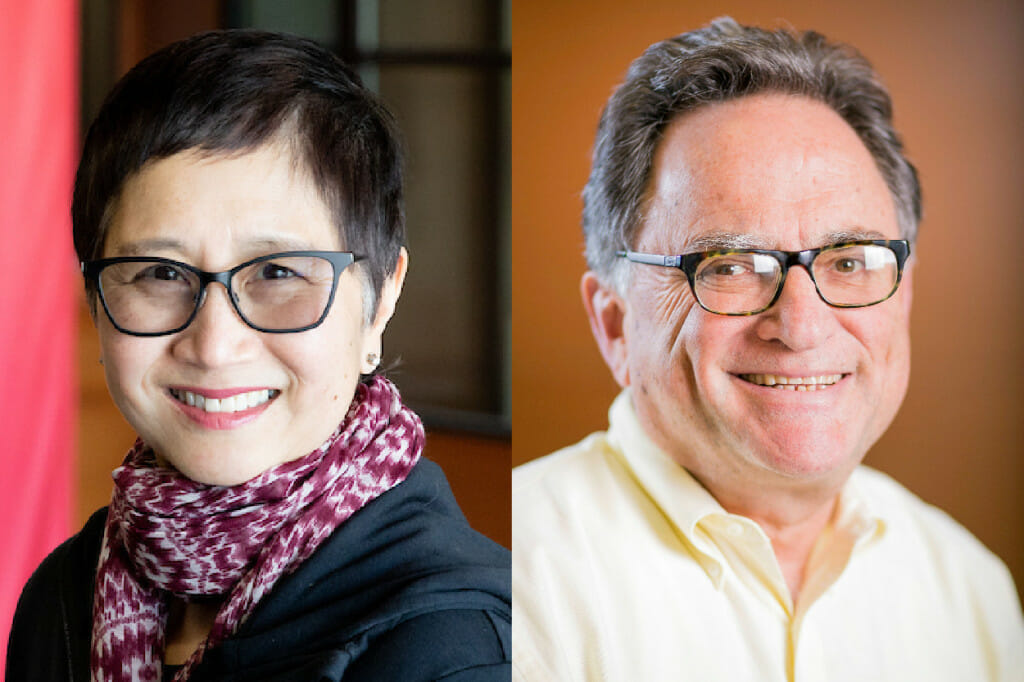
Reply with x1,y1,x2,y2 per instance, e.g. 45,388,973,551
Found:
899,257,914,317
581,271,630,388
361,247,408,373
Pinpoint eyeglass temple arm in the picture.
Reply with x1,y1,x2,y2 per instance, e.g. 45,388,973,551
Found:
617,251,683,268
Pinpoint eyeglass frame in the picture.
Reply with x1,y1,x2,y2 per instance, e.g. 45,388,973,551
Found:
616,239,911,316
81,250,365,336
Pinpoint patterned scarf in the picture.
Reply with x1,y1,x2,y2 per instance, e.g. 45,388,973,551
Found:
90,376,423,681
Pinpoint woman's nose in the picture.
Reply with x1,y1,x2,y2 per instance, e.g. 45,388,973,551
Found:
170,283,261,367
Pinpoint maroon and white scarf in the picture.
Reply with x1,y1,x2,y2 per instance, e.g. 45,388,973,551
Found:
90,376,423,681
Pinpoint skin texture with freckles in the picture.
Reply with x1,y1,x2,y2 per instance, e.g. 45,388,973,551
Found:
95,143,406,488
582,93,914,596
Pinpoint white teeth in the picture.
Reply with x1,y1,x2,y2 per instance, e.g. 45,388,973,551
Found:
740,373,843,390
171,389,276,413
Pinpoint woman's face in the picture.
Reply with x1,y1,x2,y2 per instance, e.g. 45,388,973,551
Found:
96,143,405,485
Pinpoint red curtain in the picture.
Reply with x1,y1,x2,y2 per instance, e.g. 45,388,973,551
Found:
0,0,78,668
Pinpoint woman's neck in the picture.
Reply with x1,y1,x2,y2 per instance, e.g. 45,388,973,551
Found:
164,598,221,665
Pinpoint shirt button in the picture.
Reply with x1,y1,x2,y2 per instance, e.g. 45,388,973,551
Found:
727,522,745,537
708,564,722,578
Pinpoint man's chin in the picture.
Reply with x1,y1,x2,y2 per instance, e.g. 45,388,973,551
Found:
742,434,864,482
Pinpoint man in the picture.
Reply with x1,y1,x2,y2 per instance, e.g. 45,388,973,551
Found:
512,17,1024,682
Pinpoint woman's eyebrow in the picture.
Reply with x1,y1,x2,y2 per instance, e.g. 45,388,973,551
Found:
108,236,322,258
110,238,186,256
243,236,320,251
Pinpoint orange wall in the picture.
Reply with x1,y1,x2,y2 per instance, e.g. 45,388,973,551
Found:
511,1,1024,594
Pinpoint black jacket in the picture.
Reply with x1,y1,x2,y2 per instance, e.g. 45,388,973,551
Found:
6,459,511,681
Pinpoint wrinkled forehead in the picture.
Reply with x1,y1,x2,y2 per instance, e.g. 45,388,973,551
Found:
638,94,900,253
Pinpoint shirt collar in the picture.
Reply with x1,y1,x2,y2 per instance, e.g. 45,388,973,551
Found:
605,389,728,585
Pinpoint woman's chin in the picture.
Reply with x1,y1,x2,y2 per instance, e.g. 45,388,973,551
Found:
156,448,275,487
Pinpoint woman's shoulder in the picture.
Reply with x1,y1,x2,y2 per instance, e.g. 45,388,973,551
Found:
202,458,510,681
344,608,510,681
12,506,108,618
324,456,511,579
5,508,108,681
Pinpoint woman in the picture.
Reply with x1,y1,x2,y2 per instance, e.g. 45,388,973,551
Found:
6,30,510,681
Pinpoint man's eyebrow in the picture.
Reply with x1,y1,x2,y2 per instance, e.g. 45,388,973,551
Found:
677,228,892,253
819,229,889,245
681,233,766,252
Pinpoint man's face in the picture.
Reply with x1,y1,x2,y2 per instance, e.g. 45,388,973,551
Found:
595,93,913,493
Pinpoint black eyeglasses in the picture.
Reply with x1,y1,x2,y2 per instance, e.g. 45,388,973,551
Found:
617,240,910,316
81,251,364,336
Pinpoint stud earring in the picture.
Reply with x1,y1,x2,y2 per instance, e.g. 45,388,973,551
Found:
366,352,380,369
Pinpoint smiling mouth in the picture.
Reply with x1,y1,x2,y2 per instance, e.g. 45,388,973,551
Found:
169,388,280,413
738,373,845,391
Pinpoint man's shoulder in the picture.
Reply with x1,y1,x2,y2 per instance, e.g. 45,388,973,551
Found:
852,466,1013,580
512,431,638,529
513,431,614,492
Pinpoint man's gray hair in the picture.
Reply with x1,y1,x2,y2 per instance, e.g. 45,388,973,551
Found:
583,17,922,288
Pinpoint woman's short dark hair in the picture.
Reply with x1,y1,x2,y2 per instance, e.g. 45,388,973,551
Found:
583,17,922,288
73,29,404,319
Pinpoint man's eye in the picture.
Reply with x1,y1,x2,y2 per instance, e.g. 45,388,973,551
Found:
709,262,748,276
833,258,862,273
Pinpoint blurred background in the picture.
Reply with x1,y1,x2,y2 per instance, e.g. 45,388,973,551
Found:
1,0,509,665
510,0,1024,603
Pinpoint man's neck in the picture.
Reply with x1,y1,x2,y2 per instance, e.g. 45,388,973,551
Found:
741,498,837,602
691,470,844,603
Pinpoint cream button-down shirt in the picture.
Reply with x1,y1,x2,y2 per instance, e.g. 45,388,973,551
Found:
512,390,1024,681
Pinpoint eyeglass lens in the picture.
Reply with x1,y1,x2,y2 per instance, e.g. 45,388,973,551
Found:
98,255,337,334
694,243,899,314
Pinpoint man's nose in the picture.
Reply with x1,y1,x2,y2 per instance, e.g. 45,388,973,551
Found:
170,283,260,367
754,266,838,351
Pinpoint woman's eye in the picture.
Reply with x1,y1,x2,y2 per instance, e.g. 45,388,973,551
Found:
137,264,186,281
259,263,298,280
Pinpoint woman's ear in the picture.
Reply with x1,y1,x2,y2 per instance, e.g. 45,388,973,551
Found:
360,247,408,372
580,271,631,388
